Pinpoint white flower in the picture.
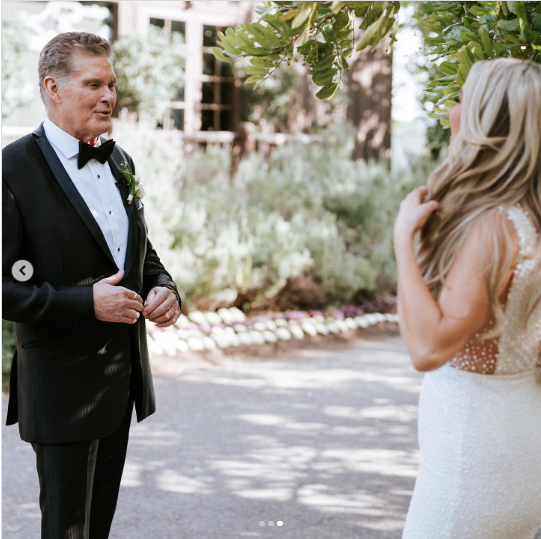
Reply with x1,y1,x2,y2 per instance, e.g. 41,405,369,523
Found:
127,193,134,202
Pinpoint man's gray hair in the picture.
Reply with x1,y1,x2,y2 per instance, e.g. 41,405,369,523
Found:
38,32,113,107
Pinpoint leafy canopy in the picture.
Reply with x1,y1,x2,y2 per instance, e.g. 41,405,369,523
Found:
214,0,541,120
213,1,400,101
414,1,541,126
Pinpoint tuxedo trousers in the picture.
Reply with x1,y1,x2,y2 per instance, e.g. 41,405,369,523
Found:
30,378,135,539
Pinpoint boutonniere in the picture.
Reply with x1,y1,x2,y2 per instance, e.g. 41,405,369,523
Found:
118,161,145,205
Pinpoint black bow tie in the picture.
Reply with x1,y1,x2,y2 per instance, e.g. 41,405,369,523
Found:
77,139,116,169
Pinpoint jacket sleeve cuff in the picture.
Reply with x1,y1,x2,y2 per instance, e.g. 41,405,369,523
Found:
142,274,181,309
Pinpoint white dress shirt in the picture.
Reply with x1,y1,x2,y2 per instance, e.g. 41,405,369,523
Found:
43,117,129,269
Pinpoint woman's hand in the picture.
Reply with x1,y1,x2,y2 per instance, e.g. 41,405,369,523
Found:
394,186,439,243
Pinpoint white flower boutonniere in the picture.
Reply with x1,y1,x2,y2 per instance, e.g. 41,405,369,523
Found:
118,161,146,205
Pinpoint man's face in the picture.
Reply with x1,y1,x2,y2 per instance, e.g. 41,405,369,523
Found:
54,52,117,143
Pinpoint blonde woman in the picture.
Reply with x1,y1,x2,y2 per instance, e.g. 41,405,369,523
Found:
394,58,541,538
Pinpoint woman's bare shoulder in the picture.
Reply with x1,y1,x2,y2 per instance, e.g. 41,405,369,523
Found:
437,207,519,316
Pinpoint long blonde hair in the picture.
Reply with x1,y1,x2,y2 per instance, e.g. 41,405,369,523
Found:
418,58,541,340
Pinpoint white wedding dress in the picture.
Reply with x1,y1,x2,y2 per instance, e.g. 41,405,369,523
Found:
402,205,541,539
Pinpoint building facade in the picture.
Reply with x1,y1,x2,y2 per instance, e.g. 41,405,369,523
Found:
2,1,392,159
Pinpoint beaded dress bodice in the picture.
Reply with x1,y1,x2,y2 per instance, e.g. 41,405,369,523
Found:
448,205,541,375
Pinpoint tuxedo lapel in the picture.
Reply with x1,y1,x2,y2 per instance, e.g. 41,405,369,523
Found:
107,145,137,279
32,123,117,268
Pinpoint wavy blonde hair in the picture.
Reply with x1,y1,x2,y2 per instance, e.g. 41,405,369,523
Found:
418,58,541,341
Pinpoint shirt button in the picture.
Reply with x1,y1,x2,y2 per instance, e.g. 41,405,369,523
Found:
117,248,120,252
97,175,100,179
109,211,112,215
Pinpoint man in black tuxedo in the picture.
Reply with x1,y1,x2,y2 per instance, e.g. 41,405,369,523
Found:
2,32,181,538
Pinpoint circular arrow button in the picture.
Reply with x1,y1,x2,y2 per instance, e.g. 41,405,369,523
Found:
12,260,34,282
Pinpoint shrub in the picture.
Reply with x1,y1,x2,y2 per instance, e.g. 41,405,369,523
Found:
114,120,431,312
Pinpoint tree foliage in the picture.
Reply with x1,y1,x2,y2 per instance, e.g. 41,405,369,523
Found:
2,14,32,121
413,1,541,127
113,25,186,124
213,1,400,101
214,1,541,116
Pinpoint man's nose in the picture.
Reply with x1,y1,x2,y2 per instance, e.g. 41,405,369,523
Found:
100,88,116,105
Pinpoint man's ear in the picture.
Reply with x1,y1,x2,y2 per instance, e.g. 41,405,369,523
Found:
43,76,62,106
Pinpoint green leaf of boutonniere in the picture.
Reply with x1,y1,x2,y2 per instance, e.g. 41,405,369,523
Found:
118,161,146,205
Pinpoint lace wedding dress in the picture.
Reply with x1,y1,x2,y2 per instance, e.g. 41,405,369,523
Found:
402,205,541,539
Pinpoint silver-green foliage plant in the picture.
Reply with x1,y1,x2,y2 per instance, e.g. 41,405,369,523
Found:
2,320,16,392
414,1,541,127
213,1,400,101
114,121,428,311
112,25,186,124
2,14,32,121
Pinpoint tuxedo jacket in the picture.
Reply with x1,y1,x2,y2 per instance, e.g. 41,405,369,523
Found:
2,122,181,444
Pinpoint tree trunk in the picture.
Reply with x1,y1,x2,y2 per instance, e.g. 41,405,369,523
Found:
346,36,393,161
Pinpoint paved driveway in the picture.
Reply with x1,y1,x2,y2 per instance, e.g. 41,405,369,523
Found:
3,335,540,539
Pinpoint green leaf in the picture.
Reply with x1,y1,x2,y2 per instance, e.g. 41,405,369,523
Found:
498,18,520,31
336,26,353,41
533,13,541,33
442,99,459,108
245,66,269,75
312,69,337,86
312,56,335,71
245,75,265,84
356,17,382,51
480,30,494,56
344,2,368,8
292,5,312,29
494,42,522,54
469,5,488,17
250,56,279,67
468,41,485,61
280,8,300,22
316,82,339,100
219,42,242,58
439,61,459,74
250,22,282,48
331,1,344,15
458,44,475,71
212,47,231,63
333,10,350,33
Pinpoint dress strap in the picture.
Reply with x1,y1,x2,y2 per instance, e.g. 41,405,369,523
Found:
500,205,539,258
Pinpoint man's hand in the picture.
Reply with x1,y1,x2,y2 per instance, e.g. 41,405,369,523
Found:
93,269,144,324
142,286,180,327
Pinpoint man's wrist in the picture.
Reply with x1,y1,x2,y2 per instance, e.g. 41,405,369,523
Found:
160,285,180,305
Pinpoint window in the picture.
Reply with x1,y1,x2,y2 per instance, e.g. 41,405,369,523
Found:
150,18,164,28
200,24,236,131
149,17,186,130
171,20,185,38
171,109,184,130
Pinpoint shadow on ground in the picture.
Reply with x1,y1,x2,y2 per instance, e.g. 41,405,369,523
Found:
4,331,541,539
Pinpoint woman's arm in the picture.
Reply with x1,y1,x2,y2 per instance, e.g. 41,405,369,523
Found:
393,187,497,371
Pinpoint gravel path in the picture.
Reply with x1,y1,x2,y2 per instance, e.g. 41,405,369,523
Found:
3,333,540,539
